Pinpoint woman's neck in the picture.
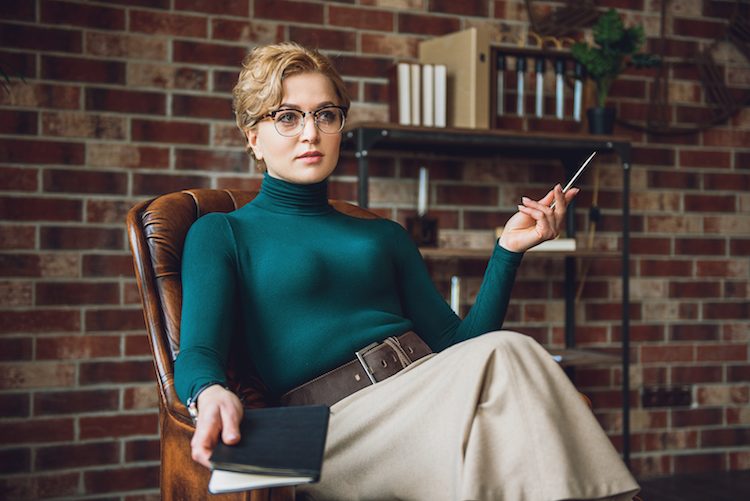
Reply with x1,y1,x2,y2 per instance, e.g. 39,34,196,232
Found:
253,173,332,216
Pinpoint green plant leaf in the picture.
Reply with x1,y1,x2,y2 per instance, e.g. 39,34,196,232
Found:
569,7,658,107
593,9,624,46
616,26,644,54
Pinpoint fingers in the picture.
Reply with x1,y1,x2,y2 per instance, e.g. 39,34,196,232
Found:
522,183,581,210
506,185,581,253
191,406,221,468
552,184,566,210
538,185,557,206
517,198,557,241
220,397,243,445
564,187,580,202
190,387,244,469
518,185,568,238
551,186,580,221
518,198,551,220
520,188,557,221
530,185,581,213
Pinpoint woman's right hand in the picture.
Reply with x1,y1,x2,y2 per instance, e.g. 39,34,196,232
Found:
190,384,243,468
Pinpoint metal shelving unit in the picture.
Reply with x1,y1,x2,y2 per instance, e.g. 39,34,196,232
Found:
342,122,633,465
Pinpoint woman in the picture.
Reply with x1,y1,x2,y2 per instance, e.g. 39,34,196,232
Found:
175,42,639,500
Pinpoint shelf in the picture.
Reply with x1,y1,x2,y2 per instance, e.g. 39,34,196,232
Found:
342,121,631,159
548,348,620,367
419,247,619,260
342,120,633,465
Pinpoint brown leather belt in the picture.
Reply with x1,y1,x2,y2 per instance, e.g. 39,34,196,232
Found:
280,331,433,407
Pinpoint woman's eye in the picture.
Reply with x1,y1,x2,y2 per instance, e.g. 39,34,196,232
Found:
317,110,336,123
277,112,299,124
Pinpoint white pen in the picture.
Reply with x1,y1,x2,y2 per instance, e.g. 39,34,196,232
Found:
550,151,596,209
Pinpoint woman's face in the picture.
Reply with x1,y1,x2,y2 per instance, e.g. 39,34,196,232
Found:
246,72,342,184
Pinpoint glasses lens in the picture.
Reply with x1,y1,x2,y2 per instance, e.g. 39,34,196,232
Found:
273,110,304,136
314,107,345,134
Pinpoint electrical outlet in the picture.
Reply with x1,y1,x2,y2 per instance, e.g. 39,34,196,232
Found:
641,385,692,408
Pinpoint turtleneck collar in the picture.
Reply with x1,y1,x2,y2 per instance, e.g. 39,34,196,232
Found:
252,173,333,216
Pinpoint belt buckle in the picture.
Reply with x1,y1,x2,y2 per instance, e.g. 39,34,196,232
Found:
355,342,379,384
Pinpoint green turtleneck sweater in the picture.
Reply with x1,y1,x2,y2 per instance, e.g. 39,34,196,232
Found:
175,174,523,403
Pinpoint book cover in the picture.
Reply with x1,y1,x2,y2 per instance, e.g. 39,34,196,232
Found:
527,238,576,252
422,63,434,127
388,62,411,126
434,64,447,128
410,63,421,127
419,27,490,129
208,405,330,494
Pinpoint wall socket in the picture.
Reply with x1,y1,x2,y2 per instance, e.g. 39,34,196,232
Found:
641,385,692,408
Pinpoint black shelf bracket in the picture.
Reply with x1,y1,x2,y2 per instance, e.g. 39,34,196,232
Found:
345,127,389,207
614,141,632,467
560,154,580,355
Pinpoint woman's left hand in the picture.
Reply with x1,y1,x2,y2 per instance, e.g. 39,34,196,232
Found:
498,184,580,253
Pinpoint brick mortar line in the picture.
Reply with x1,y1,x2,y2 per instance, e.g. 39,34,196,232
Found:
1,44,190,67
0,248,132,254
8,458,162,472
0,418,159,426
3,408,160,419
0,221,130,229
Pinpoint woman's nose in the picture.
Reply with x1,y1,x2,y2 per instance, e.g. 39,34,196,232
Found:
299,114,319,142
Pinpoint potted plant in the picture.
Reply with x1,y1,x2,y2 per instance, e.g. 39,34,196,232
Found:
571,8,659,134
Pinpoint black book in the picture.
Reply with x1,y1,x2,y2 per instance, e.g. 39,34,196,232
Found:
208,405,330,494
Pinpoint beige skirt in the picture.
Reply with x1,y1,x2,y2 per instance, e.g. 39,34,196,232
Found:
299,331,640,501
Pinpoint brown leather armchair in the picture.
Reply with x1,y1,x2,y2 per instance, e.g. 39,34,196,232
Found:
127,188,378,501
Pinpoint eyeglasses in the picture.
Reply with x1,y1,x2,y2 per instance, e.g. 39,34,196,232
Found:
261,105,347,137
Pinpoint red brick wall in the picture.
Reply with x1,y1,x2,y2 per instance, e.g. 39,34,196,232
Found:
1,0,748,498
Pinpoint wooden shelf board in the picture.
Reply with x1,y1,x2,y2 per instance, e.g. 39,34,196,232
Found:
548,348,619,367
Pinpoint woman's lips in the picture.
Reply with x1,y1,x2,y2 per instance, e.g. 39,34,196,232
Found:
296,151,323,163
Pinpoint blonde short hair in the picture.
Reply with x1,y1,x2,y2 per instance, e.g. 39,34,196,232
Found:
232,42,350,169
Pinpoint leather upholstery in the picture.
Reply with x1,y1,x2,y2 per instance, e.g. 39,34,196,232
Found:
127,188,379,500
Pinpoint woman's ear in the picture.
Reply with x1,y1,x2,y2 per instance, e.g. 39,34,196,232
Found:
245,128,263,160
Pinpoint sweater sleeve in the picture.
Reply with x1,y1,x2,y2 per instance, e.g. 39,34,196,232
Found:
390,222,523,352
174,213,238,405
